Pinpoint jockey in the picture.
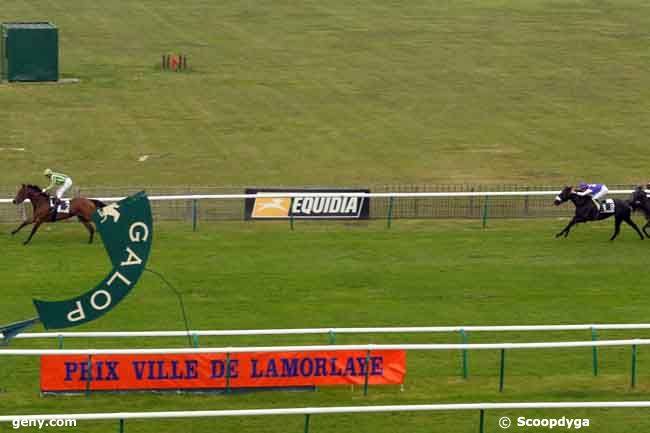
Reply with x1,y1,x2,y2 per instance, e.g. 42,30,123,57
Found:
575,181,608,211
43,168,72,206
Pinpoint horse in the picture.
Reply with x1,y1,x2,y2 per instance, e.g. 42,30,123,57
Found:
553,185,644,240
11,184,106,245
629,185,650,238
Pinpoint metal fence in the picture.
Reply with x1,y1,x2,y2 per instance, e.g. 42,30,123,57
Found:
0,184,640,224
14,323,650,380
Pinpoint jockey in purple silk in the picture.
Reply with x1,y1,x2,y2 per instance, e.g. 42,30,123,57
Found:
575,182,609,212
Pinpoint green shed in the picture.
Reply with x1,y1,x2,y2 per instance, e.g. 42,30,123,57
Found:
1,22,58,82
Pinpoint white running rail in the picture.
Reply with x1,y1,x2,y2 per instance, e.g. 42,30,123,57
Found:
13,323,650,340
1,401,649,423
1,339,649,355
0,189,640,204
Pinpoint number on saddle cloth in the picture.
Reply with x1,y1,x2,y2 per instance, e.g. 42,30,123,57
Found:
49,198,71,214
599,199,615,214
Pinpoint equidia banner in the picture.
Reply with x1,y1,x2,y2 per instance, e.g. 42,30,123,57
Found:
40,350,406,392
33,192,153,329
245,188,370,219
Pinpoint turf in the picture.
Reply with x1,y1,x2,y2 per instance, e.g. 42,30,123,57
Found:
2,0,650,431
1,219,650,432
2,0,650,187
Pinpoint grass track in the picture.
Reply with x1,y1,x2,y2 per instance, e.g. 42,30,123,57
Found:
1,219,649,432
3,0,650,430
2,0,650,186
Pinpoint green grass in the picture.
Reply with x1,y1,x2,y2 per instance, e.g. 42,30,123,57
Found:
1,219,650,432
2,0,650,431
2,0,650,187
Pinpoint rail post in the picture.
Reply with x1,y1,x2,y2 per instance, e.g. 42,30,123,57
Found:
328,330,336,345
631,344,638,388
191,333,199,348
499,349,505,392
191,199,198,232
363,349,371,396
290,213,294,231
304,414,311,433
469,187,475,217
460,329,468,379
479,409,485,433
85,355,92,397
57,334,64,349
119,418,124,433
591,327,599,377
482,196,490,228
387,197,395,229
226,352,231,393
524,186,530,216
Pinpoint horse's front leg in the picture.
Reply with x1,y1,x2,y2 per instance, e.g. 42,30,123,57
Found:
11,220,31,236
644,221,650,239
556,217,577,238
23,220,43,245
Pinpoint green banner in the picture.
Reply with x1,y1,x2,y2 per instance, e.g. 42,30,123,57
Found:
33,192,153,329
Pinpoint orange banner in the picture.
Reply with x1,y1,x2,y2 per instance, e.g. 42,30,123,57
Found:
41,350,406,392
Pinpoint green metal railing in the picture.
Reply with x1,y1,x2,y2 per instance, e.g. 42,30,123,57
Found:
1,184,641,226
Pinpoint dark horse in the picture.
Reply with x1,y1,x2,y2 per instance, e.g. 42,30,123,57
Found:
629,185,650,238
553,186,644,240
11,184,106,245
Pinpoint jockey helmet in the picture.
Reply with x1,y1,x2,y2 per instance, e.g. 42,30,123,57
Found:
43,168,52,176
578,181,588,190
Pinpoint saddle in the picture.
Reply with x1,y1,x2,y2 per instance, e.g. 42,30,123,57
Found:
49,198,71,220
599,199,615,214
591,199,615,218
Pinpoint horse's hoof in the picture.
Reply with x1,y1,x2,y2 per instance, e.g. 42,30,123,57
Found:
22,241,29,246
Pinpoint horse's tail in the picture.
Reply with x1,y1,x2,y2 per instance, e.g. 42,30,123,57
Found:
91,199,106,209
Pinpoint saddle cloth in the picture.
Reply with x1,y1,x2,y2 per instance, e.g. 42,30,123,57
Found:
599,199,615,214
49,198,71,214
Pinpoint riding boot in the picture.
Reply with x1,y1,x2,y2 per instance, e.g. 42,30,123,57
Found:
592,198,600,216
51,197,60,221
